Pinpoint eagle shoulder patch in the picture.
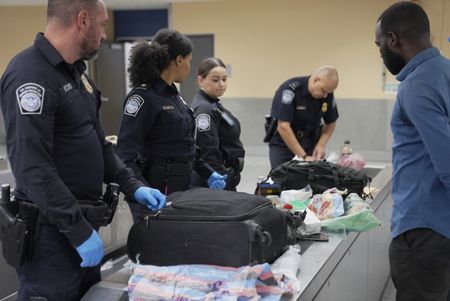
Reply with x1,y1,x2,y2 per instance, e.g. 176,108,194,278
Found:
196,113,210,132
16,83,45,115
124,95,145,117
281,89,295,105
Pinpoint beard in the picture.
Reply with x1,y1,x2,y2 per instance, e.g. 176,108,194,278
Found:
382,45,407,75
80,24,103,61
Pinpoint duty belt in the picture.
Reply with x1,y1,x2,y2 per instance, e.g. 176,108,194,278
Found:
224,157,244,173
294,127,321,141
17,184,120,228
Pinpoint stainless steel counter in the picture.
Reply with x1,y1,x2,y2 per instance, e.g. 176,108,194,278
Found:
82,164,393,301
292,164,392,301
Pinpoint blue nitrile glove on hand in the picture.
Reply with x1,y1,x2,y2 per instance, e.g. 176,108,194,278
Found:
134,187,166,210
208,172,227,190
76,230,104,268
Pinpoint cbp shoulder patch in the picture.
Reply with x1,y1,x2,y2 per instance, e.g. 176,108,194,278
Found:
196,113,210,132
16,83,45,115
124,95,145,117
281,89,295,105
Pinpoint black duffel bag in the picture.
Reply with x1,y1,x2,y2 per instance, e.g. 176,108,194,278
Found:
269,160,371,196
127,187,303,267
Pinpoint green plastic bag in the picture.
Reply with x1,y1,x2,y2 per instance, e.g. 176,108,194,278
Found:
321,208,382,232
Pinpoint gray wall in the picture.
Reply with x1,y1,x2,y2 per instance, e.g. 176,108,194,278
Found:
0,97,394,162
223,97,394,162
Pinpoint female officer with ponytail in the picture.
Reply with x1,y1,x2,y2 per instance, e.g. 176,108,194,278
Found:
117,29,226,221
191,58,245,191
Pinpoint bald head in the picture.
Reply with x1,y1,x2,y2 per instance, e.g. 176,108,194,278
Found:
314,65,338,85
309,65,339,99
47,0,98,27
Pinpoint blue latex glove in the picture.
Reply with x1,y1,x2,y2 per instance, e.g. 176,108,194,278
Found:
76,230,104,268
208,172,227,190
134,187,167,210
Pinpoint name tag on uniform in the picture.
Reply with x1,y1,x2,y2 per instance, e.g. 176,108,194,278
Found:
296,106,306,110
162,106,174,110
63,83,73,93
221,112,235,126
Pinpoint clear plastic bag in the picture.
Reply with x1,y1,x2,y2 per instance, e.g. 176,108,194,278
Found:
271,245,301,292
321,193,382,232
307,188,346,220
336,153,366,171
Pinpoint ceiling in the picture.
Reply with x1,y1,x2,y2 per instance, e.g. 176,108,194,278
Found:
0,0,217,9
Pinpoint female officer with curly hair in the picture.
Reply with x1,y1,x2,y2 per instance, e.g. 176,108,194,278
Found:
117,29,226,221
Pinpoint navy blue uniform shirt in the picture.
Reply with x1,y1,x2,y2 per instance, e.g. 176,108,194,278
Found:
0,33,143,246
191,90,245,173
269,76,339,146
117,78,212,180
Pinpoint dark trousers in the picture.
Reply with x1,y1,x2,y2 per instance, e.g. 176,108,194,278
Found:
17,224,101,301
269,144,295,169
389,228,450,301
269,137,317,169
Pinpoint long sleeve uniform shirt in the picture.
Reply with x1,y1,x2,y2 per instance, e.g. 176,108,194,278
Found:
191,90,245,173
0,33,143,246
117,79,212,181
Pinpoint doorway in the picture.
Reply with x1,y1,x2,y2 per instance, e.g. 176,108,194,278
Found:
180,34,214,105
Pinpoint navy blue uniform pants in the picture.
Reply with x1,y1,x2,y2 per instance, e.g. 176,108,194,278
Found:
389,228,450,301
269,138,317,170
269,144,295,170
17,224,101,301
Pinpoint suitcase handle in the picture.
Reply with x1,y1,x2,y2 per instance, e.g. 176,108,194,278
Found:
255,225,272,246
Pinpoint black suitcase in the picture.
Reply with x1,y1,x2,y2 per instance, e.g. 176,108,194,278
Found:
127,188,291,267
269,160,371,196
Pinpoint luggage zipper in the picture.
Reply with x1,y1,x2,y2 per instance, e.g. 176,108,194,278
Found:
147,201,272,222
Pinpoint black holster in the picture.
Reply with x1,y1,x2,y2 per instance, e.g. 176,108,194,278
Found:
0,184,120,268
78,200,112,228
0,201,38,268
224,158,244,190
263,115,277,143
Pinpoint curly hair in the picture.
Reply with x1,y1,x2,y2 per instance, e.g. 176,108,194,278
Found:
128,28,193,87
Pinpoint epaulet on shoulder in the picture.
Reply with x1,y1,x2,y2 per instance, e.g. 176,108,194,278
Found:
196,101,215,114
135,84,148,91
288,80,301,90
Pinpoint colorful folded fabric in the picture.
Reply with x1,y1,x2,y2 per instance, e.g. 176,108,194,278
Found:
128,262,295,300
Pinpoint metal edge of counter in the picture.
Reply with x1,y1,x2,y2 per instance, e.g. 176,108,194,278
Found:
292,165,393,301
